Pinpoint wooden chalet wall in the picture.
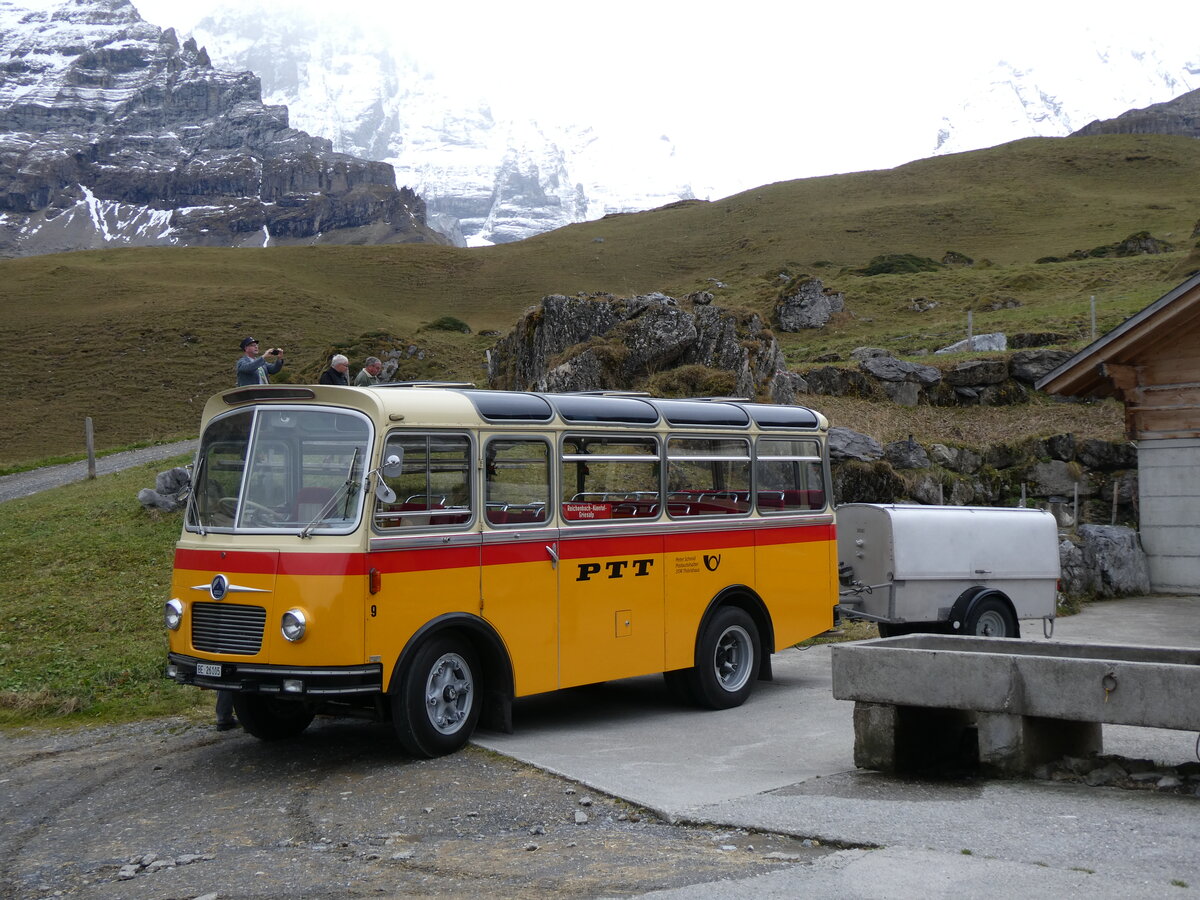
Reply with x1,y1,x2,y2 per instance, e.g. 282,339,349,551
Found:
1038,273,1200,592
1104,316,1200,440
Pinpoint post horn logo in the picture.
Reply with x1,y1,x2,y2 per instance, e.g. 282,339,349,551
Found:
703,554,721,572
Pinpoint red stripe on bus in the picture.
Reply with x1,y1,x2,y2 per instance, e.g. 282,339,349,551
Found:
664,530,757,553
368,545,481,574
279,554,370,576
174,548,280,574
175,522,836,577
755,523,836,547
482,541,551,566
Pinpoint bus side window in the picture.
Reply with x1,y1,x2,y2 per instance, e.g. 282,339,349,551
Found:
666,437,751,517
561,435,660,521
485,438,550,526
375,433,473,530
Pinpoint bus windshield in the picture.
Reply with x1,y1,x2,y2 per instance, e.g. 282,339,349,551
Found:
187,406,372,534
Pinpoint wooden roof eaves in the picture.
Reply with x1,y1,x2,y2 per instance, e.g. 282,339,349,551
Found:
1035,270,1200,397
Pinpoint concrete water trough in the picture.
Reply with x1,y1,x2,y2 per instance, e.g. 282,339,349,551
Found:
830,635,1200,775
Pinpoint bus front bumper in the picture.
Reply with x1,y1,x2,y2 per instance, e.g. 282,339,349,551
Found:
166,653,384,697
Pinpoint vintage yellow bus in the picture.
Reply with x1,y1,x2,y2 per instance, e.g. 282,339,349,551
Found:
165,385,837,756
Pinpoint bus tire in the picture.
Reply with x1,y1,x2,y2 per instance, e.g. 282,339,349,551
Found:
232,695,314,741
686,606,761,710
393,635,481,758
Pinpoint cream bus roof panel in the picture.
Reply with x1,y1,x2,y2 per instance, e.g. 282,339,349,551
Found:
207,385,827,432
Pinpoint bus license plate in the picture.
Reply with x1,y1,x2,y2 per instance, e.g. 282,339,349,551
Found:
196,663,222,678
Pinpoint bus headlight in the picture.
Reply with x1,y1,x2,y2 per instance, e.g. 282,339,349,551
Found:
281,608,307,642
164,598,184,631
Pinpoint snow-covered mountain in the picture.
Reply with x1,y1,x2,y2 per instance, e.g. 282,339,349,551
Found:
178,5,703,247
933,43,1199,155
0,0,438,258
172,2,1200,247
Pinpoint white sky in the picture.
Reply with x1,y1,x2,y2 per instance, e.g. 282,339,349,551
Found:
129,0,1200,193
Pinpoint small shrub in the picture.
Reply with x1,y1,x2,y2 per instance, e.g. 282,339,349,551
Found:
646,364,738,398
426,316,471,333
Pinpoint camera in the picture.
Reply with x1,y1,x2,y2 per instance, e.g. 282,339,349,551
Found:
270,348,281,356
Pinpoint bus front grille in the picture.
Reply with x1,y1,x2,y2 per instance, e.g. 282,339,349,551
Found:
192,603,266,655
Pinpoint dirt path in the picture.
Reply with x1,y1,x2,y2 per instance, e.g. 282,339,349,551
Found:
0,440,197,503
0,717,827,899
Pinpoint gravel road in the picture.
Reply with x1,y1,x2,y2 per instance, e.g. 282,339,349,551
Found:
0,440,198,503
0,717,829,899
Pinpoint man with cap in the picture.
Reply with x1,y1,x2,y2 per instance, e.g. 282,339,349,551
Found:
235,337,285,386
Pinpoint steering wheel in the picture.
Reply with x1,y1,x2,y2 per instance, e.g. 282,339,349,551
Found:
217,497,280,525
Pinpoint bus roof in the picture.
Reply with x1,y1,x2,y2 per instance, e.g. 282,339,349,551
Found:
207,384,828,432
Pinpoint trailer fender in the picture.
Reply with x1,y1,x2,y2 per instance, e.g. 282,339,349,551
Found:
947,586,1015,634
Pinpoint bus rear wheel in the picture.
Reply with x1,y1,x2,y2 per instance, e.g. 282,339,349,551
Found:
393,635,481,758
683,606,761,710
233,694,314,741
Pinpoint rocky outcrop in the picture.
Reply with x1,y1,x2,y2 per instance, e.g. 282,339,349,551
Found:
790,349,1072,408
1059,526,1151,599
828,426,1138,522
137,467,190,512
0,0,440,256
1071,86,1200,140
487,293,784,399
773,277,845,331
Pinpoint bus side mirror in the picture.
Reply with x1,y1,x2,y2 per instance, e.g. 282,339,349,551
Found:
375,480,397,504
381,453,403,478
373,453,403,504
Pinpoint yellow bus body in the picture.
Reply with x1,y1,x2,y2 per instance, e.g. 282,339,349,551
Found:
165,386,837,754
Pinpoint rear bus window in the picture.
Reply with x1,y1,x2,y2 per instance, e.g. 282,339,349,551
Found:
756,438,827,513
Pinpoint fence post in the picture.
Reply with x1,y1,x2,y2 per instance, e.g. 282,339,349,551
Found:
85,417,96,479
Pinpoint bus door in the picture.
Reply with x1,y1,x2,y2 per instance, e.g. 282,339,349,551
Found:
478,436,559,697
556,434,665,688
368,432,481,666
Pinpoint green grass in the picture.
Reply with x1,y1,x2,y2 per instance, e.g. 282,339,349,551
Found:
0,456,208,727
2,133,1199,468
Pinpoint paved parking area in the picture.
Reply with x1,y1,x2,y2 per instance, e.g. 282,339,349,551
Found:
476,596,1200,896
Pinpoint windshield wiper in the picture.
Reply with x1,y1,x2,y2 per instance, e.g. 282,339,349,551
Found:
185,450,207,536
300,447,361,539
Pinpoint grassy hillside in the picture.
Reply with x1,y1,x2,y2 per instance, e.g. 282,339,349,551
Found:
2,134,1198,467
0,457,207,725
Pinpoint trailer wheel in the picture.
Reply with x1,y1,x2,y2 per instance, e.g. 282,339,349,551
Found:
393,635,481,758
233,695,314,741
684,606,761,710
964,596,1020,638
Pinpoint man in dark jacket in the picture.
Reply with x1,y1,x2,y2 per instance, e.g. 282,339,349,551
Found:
318,353,351,386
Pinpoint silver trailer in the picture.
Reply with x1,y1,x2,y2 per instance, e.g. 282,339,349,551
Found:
835,503,1060,638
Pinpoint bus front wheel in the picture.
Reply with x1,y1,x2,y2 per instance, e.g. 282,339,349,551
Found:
233,694,314,741
684,606,761,710
393,635,481,758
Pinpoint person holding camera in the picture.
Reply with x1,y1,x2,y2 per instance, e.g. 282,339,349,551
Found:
235,337,285,386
